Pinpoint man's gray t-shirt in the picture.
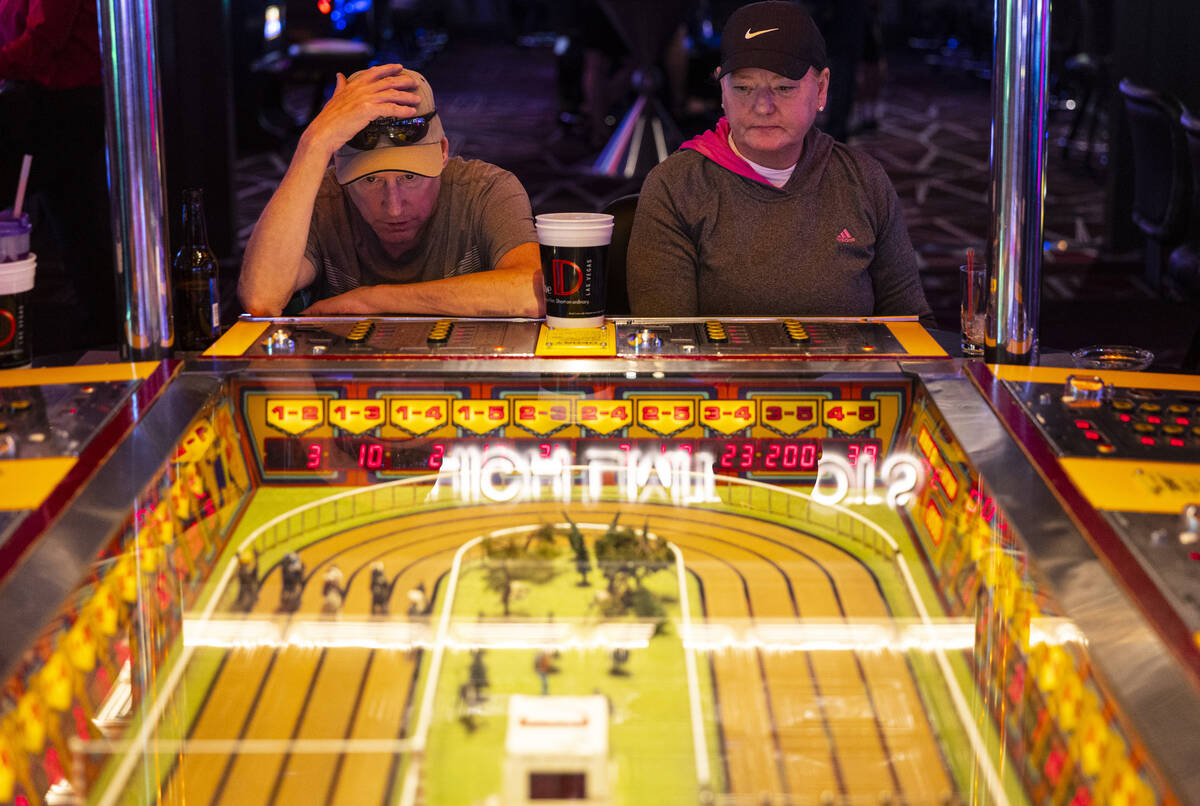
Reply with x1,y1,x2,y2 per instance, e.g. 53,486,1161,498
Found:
304,157,535,299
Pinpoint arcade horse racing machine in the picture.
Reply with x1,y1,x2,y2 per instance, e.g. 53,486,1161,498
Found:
0,315,1198,806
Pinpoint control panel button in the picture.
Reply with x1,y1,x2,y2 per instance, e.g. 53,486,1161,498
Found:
1062,375,1106,407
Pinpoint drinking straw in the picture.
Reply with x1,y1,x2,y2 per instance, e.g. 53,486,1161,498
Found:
965,247,976,328
12,154,32,217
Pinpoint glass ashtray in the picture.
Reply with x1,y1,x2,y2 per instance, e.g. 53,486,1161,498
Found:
1070,345,1155,371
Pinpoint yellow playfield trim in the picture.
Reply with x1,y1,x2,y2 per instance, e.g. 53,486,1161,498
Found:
205,321,271,357
1061,458,1200,513
0,361,159,387
0,457,75,510
888,322,947,356
990,365,1200,392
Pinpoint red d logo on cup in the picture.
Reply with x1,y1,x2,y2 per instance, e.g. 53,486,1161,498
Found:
551,259,583,296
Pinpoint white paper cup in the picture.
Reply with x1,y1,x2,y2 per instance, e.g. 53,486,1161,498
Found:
0,253,36,368
536,213,614,329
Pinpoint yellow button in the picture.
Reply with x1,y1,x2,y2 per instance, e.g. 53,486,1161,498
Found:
1139,402,1162,412
1112,400,1134,411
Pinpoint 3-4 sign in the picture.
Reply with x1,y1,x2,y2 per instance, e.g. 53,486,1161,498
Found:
821,400,879,435
699,401,756,435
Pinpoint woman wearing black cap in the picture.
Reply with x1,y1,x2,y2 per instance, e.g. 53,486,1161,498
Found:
626,0,932,325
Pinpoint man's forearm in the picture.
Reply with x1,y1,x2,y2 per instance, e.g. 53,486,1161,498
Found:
238,135,331,316
303,263,545,317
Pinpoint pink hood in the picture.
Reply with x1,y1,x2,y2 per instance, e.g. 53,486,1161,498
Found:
680,117,774,187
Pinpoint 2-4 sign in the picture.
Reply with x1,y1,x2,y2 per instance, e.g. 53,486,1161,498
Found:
330,399,386,434
511,397,573,436
699,401,755,435
576,401,632,435
757,397,820,436
821,400,879,435
388,397,450,436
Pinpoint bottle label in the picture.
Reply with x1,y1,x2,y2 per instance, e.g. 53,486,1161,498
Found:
211,302,220,332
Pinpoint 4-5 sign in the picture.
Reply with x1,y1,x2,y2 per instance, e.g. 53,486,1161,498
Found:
821,400,879,435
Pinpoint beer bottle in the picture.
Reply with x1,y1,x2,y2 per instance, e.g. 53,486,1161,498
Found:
173,188,220,351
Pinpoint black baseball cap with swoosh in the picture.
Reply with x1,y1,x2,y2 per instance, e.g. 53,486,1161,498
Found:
717,1,827,81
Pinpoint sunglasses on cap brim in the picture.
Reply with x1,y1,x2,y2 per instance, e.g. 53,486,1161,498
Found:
346,110,438,150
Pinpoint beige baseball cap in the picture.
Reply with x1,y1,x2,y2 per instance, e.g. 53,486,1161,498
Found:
333,68,446,184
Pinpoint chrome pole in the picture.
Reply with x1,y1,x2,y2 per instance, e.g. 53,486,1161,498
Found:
98,0,172,359
987,0,1050,364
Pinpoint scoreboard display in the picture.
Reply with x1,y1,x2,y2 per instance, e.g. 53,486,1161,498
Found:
238,375,909,483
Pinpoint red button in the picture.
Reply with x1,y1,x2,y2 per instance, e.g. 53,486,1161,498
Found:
1170,438,1185,447
1084,431,1100,440
1075,419,1093,429
1190,552,1200,562
1119,413,1132,422
1177,417,1190,426
1147,415,1161,424
1140,436,1156,446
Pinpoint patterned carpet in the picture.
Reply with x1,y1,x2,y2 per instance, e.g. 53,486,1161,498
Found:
234,37,1196,368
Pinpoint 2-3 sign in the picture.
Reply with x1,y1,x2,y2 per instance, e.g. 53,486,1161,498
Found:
512,398,572,436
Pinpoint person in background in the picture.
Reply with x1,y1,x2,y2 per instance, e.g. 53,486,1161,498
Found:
626,1,932,326
238,65,543,317
0,0,117,352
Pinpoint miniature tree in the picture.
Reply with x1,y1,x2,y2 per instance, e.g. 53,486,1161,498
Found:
591,516,672,617
480,528,560,616
562,513,593,586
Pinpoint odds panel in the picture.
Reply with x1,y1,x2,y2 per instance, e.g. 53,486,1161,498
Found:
234,372,911,485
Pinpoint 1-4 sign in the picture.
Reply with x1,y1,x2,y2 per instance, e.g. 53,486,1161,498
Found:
388,397,450,436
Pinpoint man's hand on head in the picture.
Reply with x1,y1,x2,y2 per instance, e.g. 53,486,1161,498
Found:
303,64,422,157
301,286,380,316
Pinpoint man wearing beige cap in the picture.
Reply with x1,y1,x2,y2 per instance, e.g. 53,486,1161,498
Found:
239,65,543,317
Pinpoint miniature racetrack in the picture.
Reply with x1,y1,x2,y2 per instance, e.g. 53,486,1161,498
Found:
160,498,955,805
